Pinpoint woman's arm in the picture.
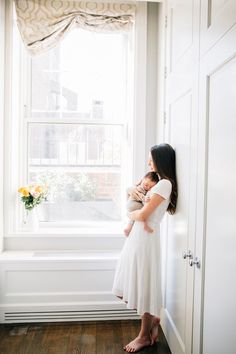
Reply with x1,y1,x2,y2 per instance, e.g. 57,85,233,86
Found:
128,193,165,221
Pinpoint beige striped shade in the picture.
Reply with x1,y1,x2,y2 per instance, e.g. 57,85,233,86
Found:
14,0,136,55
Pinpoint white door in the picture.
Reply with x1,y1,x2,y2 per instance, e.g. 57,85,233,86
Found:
161,1,200,354
194,2,236,354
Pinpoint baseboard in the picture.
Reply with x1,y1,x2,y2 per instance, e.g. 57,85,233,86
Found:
0,303,139,323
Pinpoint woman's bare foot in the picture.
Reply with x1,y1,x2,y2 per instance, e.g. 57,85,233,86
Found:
124,335,151,352
150,316,160,345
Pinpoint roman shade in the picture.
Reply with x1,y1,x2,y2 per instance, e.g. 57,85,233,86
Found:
14,0,136,55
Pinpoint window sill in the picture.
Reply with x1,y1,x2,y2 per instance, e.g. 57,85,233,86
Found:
5,229,124,238
0,249,120,263
5,223,124,237
3,226,125,251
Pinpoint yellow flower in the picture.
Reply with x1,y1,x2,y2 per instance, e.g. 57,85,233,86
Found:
18,187,30,197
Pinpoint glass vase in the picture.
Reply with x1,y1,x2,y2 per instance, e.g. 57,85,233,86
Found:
24,208,39,232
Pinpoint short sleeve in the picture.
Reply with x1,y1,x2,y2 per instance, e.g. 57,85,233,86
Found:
151,179,172,200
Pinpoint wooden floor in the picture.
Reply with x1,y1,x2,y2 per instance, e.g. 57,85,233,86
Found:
0,320,172,354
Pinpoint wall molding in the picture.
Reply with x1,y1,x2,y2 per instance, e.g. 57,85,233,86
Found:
0,251,139,323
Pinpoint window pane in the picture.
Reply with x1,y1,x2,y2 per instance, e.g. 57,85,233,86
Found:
28,124,122,166
29,171,121,223
28,124,122,223
31,48,61,118
31,30,128,122
27,26,134,226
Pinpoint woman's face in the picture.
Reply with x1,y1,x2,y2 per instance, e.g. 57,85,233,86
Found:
148,153,156,172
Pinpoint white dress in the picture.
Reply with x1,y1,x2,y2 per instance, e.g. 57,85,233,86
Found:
112,179,172,316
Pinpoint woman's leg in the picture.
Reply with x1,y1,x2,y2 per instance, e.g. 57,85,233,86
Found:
150,316,161,345
124,312,153,352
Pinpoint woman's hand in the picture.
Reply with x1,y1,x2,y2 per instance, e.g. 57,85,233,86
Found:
129,193,165,221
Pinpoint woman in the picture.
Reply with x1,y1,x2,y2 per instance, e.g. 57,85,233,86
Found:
112,143,177,353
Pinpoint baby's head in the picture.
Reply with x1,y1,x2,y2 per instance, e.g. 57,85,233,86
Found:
141,172,159,191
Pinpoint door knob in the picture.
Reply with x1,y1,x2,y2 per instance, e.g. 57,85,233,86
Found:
182,250,193,259
189,257,201,268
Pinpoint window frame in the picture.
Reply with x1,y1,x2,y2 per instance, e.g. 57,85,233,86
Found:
4,1,149,237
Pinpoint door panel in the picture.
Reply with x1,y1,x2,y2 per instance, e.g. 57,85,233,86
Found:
194,3,236,354
200,0,236,55
169,0,194,70
166,92,192,348
210,0,229,21
163,1,199,354
203,55,236,354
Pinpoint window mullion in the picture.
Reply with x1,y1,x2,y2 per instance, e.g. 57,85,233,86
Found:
27,118,125,126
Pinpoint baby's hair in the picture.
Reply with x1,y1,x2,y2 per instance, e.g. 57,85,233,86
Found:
144,172,159,183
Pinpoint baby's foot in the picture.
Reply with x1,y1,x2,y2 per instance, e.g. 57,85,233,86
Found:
150,316,160,345
124,335,151,352
144,223,153,233
124,223,133,237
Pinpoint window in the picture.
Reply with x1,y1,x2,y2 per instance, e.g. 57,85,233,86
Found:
16,21,134,228
6,2,151,235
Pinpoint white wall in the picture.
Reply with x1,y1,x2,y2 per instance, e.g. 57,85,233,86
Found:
0,0,5,253
145,2,165,162
145,2,158,156
156,1,165,144
133,2,160,178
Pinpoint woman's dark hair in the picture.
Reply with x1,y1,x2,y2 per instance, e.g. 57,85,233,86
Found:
144,171,159,183
150,143,178,214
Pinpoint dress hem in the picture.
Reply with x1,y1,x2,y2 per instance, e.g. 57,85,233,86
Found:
112,288,161,317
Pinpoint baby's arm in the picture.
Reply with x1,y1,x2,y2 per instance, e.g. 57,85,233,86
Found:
125,187,141,237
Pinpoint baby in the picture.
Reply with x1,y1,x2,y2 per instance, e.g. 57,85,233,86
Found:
124,171,159,236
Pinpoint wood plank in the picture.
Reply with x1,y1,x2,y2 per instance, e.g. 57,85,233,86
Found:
0,320,172,354
66,323,83,354
79,322,96,354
